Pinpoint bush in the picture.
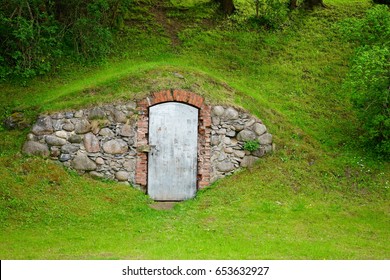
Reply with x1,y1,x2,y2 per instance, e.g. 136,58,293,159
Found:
0,0,133,80
243,140,260,152
252,0,289,29
0,8,62,80
340,6,390,156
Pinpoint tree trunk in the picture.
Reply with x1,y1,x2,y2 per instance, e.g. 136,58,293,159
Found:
303,0,325,9
216,0,235,15
289,0,298,9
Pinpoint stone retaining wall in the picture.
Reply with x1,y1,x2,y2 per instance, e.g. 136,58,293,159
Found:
22,90,272,191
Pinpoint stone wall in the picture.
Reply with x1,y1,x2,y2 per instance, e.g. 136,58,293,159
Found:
23,102,138,184
210,106,273,182
22,90,272,191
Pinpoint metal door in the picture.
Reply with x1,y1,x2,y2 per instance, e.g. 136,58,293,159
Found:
148,102,198,201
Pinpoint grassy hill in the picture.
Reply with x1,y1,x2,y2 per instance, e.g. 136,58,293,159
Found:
0,0,389,259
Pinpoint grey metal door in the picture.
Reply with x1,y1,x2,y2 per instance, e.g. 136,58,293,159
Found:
148,102,198,201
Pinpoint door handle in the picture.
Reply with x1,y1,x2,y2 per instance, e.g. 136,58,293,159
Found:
137,145,157,153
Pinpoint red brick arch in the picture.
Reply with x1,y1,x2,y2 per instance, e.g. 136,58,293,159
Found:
135,90,211,191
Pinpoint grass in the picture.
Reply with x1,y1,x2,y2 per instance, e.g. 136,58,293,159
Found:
0,0,389,259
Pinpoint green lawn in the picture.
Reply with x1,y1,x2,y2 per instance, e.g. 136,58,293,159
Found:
0,0,389,259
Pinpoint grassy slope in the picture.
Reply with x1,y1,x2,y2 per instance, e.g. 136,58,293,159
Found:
0,0,389,259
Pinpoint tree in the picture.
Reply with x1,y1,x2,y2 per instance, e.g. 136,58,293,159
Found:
340,5,390,155
289,0,298,9
373,0,390,4
215,0,235,15
302,0,325,9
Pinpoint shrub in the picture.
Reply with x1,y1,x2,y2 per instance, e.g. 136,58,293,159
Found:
0,9,62,80
339,5,390,156
243,140,260,152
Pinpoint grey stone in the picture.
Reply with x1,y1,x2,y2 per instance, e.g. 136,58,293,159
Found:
115,171,129,181
45,135,67,146
237,129,256,141
253,123,267,136
95,157,105,165
52,120,63,131
55,131,68,139
74,119,91,134
51,113,64,119
245,118,256,128
68,134,83,143
241,156,259,167
123,160,135,171
218,153,227,161
26,133,35,141
217,129,227,135
217,161,235,172
264,144,273,153
233,124,244,131
89,171,104,179
222,107,239,120
61,144,80,154
89,108,105,119
22,141,49,157
50,146,61,158
72,154,97,171
258,133,273,145
212,116,220,126
32,116,53,135
233,150,246,158
114,111,127,123
62,122,75,132
84,133,100,153
125,101,137,110
74,110,83,118
223,137,231,145
3,112,29,130
211,136,219,145
103,139,128,154
120,124,134,137
99,128,115,137
230,138,238,146
59,153,71,162
226,130,236,137
65,112,74,119
212,106,225,116
224,147,233,153
252,148,265,157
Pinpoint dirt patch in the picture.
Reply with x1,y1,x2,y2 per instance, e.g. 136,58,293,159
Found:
149,202,178,210
150,6,183,46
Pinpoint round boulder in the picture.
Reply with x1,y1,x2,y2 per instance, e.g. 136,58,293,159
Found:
222,107,239,120
237,129,256,142
217,161,235,172
84,133,100,153
45,135,67,146
22,141,49,157
212,106,225,116
74,119,91,134
102,139,128,154
71,154,97,171
115,171,129,181
32,116,53,135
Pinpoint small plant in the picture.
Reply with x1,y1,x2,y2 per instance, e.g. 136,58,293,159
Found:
243,139,260,152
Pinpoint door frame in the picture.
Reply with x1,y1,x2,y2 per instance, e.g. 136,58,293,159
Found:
134,90,212,195
147,102,199,201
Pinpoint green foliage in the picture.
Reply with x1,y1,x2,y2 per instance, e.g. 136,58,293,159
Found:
340,5,390,156
0,6,62,80
233,0,289,29
0,0,134,80
252,0,289,29
243,139,260,151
